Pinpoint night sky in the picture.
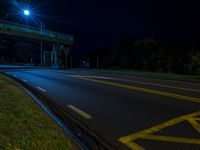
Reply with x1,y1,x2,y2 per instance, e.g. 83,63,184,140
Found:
1,0,200,52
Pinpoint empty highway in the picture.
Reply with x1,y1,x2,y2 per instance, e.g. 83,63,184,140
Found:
2,69,200,150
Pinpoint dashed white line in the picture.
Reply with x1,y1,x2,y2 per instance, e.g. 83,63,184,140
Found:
36,86,47,92
22,79,28,83
66,74,114,80
67,105,93,120
82,75,114,80
66,75,81,78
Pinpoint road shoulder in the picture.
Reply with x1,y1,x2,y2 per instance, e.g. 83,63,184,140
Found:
0,73,75,150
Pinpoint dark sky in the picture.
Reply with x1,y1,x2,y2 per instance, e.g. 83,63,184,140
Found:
1,0,200,52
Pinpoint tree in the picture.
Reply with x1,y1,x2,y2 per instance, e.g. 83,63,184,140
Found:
108,37,167,71
14,41,39,64
187,52,200,75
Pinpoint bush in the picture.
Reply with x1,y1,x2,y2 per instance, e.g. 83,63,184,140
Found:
188,52,200,75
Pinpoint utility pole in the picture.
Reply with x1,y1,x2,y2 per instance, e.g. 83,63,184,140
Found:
30,58,33,65
70,55,72,69
65,50,68,69
2,56,4,64
97,55,99,69
40,23,43,66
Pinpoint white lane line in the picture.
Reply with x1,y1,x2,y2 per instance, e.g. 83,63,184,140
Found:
82,75,114,80
66,74,113,80
66,74,200,92
66,75,81,78
22,79,28,83
36,86,47,92
114,78,200,93
67,105,92,120
63,73,200,92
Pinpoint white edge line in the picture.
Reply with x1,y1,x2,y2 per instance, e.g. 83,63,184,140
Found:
67,105,92,120
65,74,200,93
115,78,200,93
15,83,89,149
82,75,114,80
22,79,28,83
36,86,47,92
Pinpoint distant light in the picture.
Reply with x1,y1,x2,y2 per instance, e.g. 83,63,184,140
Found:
24,10,30,16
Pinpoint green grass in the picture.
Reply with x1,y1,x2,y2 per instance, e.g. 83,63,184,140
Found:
91,69,200,81
0,74,75,150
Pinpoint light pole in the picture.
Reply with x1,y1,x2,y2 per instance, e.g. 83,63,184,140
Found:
23,9,43,66
39,21,43,66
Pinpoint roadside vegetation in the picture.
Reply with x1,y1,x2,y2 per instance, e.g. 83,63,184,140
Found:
0,74,75,150
88,38,200,76
1,37,200,76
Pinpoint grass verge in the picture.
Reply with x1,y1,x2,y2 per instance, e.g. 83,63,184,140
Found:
0,73,75,150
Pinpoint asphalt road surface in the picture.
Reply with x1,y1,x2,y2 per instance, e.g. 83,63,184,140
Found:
2,69,200,150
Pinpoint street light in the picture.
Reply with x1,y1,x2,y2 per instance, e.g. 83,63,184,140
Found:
23,10,30,16
22,9,43,66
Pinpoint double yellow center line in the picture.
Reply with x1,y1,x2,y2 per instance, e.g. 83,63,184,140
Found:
72,75,200,103
53,72,200,103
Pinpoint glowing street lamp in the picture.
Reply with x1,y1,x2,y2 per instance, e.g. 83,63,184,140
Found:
23,10,30,16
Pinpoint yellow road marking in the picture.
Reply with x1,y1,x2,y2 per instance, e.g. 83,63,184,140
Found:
114,78,200,93
70,76,200,103
119,111,200,150
52,72,200,103
187,118,200,133
142,135,200,144
52,72,200,149
125,142,145,150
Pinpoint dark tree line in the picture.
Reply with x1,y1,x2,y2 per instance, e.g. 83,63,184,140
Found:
89,38,200,75
0,38,40,65
0,38,70,68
